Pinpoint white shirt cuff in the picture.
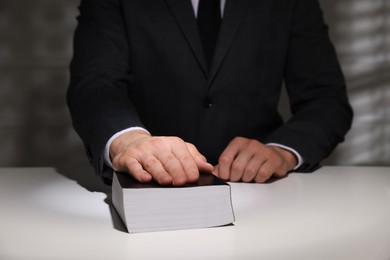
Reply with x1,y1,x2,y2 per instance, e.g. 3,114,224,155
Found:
266,143,304,170
103,127,150,168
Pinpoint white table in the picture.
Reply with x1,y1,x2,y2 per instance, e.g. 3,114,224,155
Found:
1,166,390,260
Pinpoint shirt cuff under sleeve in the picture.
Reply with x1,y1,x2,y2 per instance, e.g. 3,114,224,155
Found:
266,143,304,170
103,127,150,168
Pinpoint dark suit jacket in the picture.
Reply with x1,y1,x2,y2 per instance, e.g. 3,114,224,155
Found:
67,0,353,180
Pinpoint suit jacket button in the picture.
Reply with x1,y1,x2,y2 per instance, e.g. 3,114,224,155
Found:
203,97,213,108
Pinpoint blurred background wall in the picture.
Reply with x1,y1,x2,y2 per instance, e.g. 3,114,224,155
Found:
0,0,389,187
321,0,390,166
0,0,102,188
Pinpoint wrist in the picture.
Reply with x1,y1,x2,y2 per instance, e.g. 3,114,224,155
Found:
270,146,298,171
110,130,151,160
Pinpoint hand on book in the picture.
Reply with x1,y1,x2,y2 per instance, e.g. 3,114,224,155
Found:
213,137,297,183
110,130,214,186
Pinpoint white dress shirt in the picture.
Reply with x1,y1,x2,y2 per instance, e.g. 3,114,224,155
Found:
191,0,226,17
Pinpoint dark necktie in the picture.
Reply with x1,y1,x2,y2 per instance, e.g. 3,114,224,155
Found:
197,0,221,68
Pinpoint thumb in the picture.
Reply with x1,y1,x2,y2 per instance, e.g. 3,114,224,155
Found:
195,155,214,173
213,164,220,177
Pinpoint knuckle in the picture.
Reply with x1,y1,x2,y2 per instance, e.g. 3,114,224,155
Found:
197,155,207,163
232,160,246,173
111,154,121,166
168,136,183,144
245,165,258,175
187,172,199,183
219,155,232,165
232,136,245,144
163,153,177,165
232,136,241,142
148,137,165,148
173,175,187,186
123,157,137,167
255,170,270,182
186,142,196,149
247,139,259,148
258,167,272,178
144,158,158,170
185,143,199,154
113,154,131,169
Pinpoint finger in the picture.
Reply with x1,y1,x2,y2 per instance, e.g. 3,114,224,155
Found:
213,165,220,177
241,156,264,183
114,156,152,183
140,153,173,185
218,137,246,180
254,161,274,183
230,150,253,182
159,150,189,186
218,151,234,181
263,147,290,178
273,161,290,178
195,156,214,173
171,142,199,185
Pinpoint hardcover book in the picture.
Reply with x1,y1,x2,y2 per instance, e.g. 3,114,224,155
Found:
112,172,235,233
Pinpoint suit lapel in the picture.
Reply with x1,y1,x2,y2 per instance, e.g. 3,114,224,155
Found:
165,0,252,82
208,0,252,83
165,0,208,77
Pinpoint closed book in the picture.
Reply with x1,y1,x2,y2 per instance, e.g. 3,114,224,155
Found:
112,172,235,233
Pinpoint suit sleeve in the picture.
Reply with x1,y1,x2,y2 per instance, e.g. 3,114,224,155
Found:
67,0,144,178
264,0,353,172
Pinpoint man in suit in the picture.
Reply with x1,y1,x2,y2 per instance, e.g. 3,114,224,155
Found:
67,0,353,186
